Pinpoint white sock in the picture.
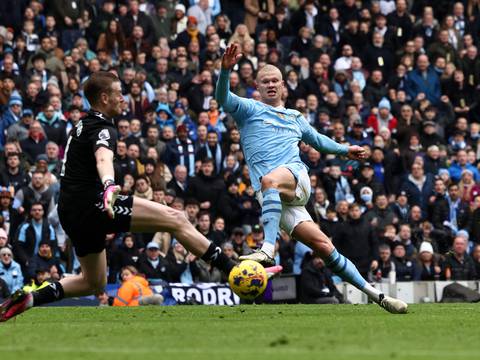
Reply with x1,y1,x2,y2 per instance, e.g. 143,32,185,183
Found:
362,282,382,302
260,242,275,258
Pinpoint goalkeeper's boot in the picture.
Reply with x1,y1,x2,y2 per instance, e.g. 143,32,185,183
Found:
0,289,33,322
265,265,283,280
378,293,408,314
239,250,276,266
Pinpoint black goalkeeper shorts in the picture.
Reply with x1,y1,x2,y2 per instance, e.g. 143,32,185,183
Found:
58,192,133,257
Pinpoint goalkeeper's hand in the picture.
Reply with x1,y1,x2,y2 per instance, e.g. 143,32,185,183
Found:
103,180,121,219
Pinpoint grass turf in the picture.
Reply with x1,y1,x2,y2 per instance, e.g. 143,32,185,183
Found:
1,304,480,360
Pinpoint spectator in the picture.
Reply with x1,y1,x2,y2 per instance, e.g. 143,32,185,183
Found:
137,241,171,282
300,255,341,304
26,239,62,281
400,162,434,216
443,236,476,280
391,242,416,282
405,54,441,106
449,149,480,182
19,121,48,165
370,243,394,282
113,265,163,306
186,158,225,215
415,241,441,280
333,203,377,277
0,247,23,294
15,170,55,215
14,202,56,271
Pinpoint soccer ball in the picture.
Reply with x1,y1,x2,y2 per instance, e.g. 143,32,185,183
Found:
228,260,268,300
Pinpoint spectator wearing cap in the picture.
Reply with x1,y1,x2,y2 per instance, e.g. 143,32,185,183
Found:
175,15,206,49
231,227,251,257
420,118,445,150
415,241,441,281
137,241,171,282
162,123,196,177
392,191,410,223
170,4,188,41
6,108,33,142
186,158,225,216
353,162,385,198
366,98,397,135
400,162,434,216
36,103,67,147
448,149,480,183
405,54,441,106
334,203,377,278
0,246,23,293
246,224,264,250
26,238,63,281
391,242,416,282
443,235,476,280
1,91,23,135
346,118,372,147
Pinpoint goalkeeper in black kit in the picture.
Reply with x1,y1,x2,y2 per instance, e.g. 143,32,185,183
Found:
0,71,247,321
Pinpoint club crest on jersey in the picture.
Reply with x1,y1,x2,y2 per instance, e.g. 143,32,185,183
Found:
76,120,83,136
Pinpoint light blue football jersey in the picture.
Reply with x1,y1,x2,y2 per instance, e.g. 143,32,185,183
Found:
216,69,349,191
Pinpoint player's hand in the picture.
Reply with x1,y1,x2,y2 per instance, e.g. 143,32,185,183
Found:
103,183,121,219
221,44,243,70
347,145,367,160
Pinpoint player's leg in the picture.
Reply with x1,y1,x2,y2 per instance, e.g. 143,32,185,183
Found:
292,220,407,314
130,197,235,274
249,167,296,262
1,251,108,321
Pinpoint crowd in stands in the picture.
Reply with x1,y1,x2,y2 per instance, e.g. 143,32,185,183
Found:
3,0,480,303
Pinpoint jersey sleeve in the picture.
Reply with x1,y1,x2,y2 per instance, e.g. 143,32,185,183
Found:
298,114,349,155
90,126,117,153
215,69,256,126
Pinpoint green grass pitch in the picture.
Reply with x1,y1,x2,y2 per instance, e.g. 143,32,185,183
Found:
1,304,480,360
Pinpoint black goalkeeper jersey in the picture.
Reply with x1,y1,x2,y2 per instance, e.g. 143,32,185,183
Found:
60,110,117,198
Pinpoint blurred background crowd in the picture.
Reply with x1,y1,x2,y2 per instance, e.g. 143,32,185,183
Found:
2,0,480,304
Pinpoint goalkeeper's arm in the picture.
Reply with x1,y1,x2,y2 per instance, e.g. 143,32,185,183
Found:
96,146,120,219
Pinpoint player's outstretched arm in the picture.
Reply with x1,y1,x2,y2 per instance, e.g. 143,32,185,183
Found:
300,119,367,160
215,44,253,119
95,147,120,219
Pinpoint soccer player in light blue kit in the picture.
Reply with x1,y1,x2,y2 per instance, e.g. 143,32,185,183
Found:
216,45,407,313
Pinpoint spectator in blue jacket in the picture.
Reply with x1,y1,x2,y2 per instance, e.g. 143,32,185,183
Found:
405,54,441,106
1,91,23,147
448,149,480,182
0,247,23,293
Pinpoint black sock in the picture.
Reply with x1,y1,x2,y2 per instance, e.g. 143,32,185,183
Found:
201,243,236,274
32,282,65,306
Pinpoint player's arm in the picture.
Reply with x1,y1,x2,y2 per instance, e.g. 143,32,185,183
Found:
95,147,121,219
215,44,255,122
299,116,367,160
92,127,120,218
